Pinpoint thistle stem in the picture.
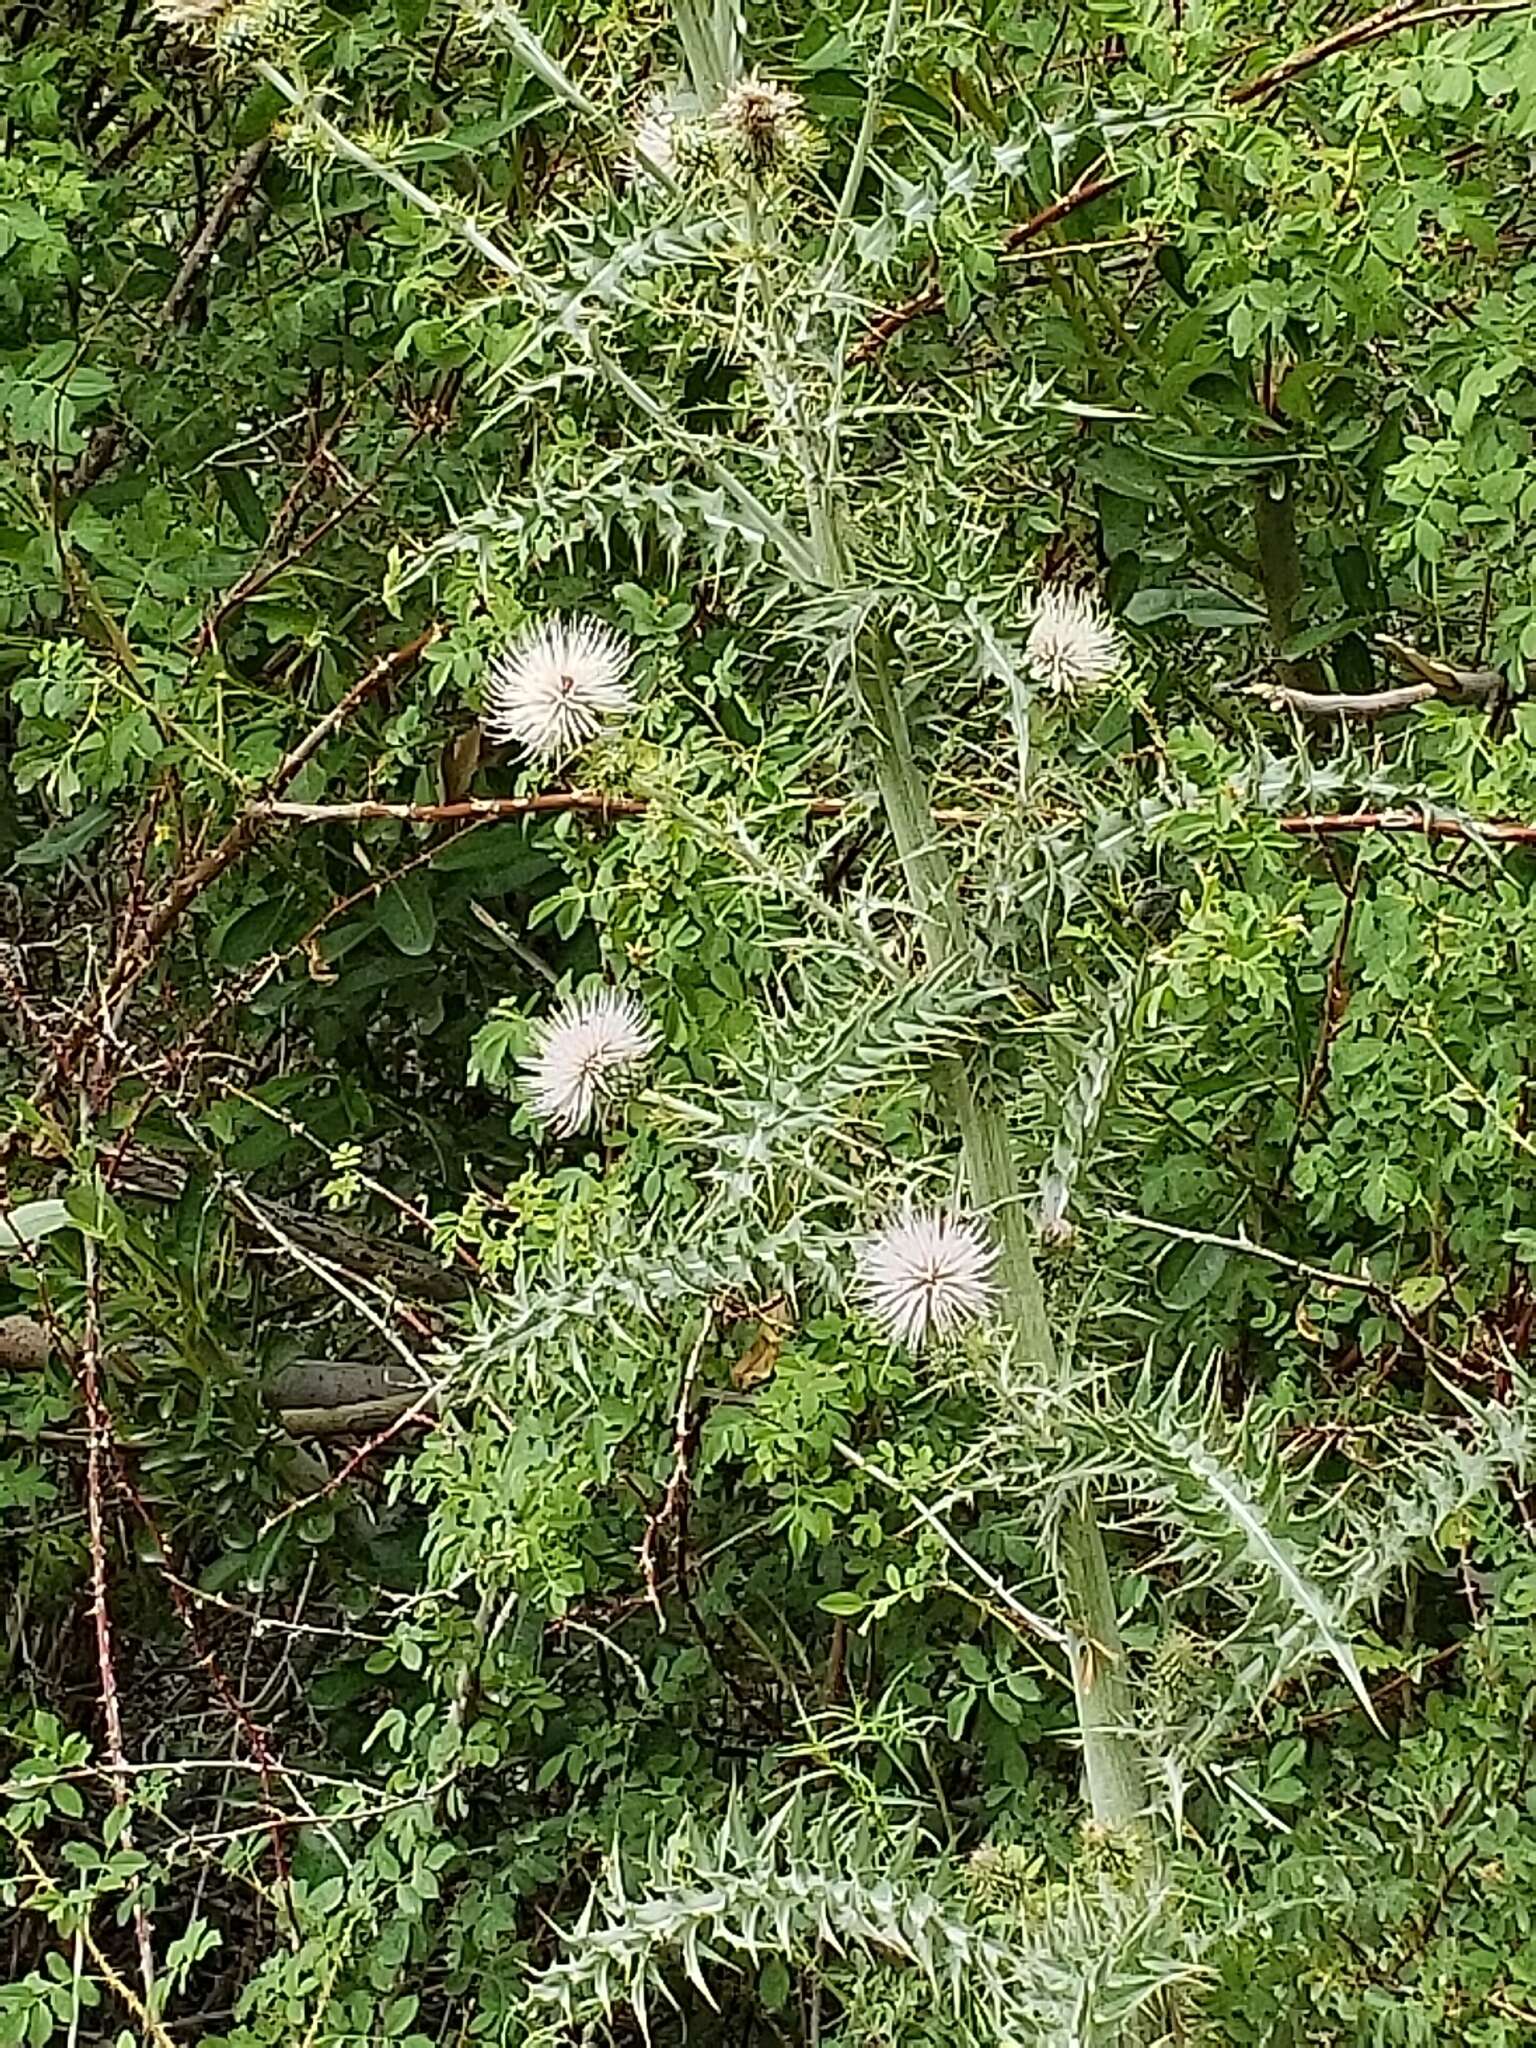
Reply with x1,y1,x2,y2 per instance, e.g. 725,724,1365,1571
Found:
859,653,1145,1831
290,20,1150,1832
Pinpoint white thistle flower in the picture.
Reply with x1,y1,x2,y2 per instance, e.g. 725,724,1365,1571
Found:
521,989,658,1137
855,1209,998,1350
482,615,635,763
627,91,679,183
1022,587,1124,694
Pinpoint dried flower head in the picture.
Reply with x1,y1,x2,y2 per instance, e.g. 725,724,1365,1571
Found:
712,73,821,181
1022,587,1124,695
151,0,233,24
521,989,658,1137
1037,1213,1077,1253
482,616,635,763
965,1842,1038,1914
855,1208,998,1350
151,0,305,51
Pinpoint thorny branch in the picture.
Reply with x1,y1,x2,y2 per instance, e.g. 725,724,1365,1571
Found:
41,627,438,1102
639,1309,714,1627
75,1222,157,2010
1278,810,1536,846
848,161,1132,365
261,792,989,828
193,423,432,654
71,137,273,496
1228,0,1530,105
115,1463,298,1894
11,1840,177,2048
262,785,1536,856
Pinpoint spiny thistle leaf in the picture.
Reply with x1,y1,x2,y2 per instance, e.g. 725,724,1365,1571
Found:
1036,972,1141,1235
524,1792,1201,2046
704,956,994,1194
1090,1363,1382,1730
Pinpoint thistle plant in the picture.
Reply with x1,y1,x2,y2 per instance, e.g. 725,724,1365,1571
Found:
27,1,1536,2042
855,1209,999,1349
521,987,658,1136
248,0,1152,1844
1023,587,1126,696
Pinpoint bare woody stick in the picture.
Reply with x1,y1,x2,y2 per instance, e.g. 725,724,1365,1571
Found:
257,792,1536,851
1278,810,1536,845
1229,0,1529,106
255,792,990,828
72,137,273,495
848,162,1132,365
75,1230,156,2009
40,629,439,1106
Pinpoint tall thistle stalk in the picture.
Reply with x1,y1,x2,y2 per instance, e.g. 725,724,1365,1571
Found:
707,75,1146,1830
258,2,1146,1835
846,608,1144,1833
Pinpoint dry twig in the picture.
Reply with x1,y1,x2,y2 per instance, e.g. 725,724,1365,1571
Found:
1229,0,1530,105
193,424,431,654
848,162,1132,365
1278,810,1536,845
72,138,273,495
43,627,438,1102
1252,633,1503,719
257,790,988,829
639,1309,714,1626
75,1225,156,2009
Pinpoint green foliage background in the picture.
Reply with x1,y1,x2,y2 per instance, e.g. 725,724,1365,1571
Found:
6,0,1536,2041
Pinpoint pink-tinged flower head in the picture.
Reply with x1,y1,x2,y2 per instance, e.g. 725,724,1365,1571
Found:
855,1208,998,1350
521,989,658,1137
483,615,635,762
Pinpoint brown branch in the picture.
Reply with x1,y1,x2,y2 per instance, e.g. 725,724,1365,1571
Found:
121,630,438,972
193,422,430,655
263,790,649,827
1279,810,1536,845
74,1232,156,2009
1251,634,1504,719
71,137,273,496
1229,0,1529,105
116,1467,297,1862
848,162,1132,365
639,1310,713,1628
256,789,990,828
161,138,274,328
261,787,1536,855
11,1840,176,2048
260,1379,446,1528
1276,844,1360,1196
39,628,437,1106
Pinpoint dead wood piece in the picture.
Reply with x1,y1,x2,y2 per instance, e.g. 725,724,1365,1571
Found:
277,1395,431,1438
268,1359,424,1411
1229,0,1528,106
0,1313,50,1370
1252,633,1503,719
